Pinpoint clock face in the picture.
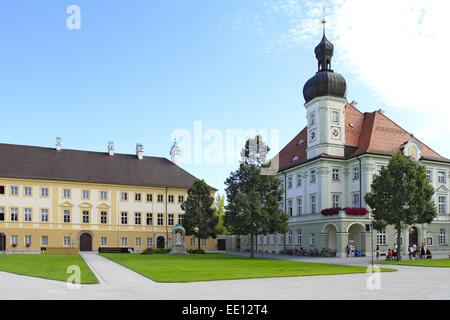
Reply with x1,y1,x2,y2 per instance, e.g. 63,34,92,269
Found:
330,127,341,139
310,129,317,142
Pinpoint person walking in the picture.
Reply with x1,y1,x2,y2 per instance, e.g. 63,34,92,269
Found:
408,244,412,260
376,245,380,261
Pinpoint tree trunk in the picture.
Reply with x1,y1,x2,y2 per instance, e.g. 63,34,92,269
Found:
396,227,402,261
250,231,254,258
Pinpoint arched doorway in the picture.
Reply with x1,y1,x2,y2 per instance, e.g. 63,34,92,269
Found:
348,223,366,254
323,224,337,252
79,233,92,251
156,236,165,249
0,233,6,251
409,227,418,246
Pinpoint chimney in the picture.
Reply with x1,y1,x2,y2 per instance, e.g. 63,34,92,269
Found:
108,141,114,156
136,143,144,160
56,137,62,151
170,139,180,165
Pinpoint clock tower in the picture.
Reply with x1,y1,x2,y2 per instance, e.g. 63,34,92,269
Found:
303,18,347,160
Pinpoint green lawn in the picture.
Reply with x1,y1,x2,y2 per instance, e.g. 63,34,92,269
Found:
0,254,99,284
101,253,396,283
379,258,450,268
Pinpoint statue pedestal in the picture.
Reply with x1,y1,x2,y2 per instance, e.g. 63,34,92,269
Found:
170,244,187,255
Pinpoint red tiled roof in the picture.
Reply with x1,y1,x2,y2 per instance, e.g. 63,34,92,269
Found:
277,103,450,172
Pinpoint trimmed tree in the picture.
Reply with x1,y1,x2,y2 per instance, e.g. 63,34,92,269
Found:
215,194,228,235
364,152,437,260
181,179,218,250
224,136,288,258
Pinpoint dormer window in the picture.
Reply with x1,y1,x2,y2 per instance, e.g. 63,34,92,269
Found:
297,139,304,145
292,156,299,162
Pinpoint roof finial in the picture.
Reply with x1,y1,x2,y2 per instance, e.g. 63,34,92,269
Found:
322,7,327,36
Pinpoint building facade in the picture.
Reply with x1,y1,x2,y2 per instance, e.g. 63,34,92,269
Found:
229,22,450,257
0,140,217,253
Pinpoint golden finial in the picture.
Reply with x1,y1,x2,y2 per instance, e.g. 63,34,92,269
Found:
322,7,327,35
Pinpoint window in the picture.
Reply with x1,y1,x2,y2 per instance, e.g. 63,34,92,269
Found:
101,237,107,246
287,176,293,189
310,170,316,184
25,235,32,246
135,193,141,201
136,237,142,247
63,189,71,199
100,211,107,224
377,230,387,245
64,236,71,247
352,167,360,180
41,187,49,198
332,168,340,181
202,239,207,247
146,194,153,202
10,208,18,222
157,194,164,202
147,237,153,247
146,213,153,226
24,208,32,222
297,197,302,215
288,200,293,217
168,195,174,203
121,212,128,225
10,186,18,196
296,174,302,187
0,207,4,221
178,195,184,203
121,237,128,247
135,213,141,225
24,187,32,197
352,193,360,208
0,186,4,195
82,190,89,200
190,237,195,247
310,195,316,214
168,214,174,226
332,194,340,208
273,234,278,244
121,192,128,201
41,236,48,246
332,111,339,122
376,165,383,176
280,200,285,211
310,113,316,126
100,191,108,200
41,209,49,223
11,235,18,246
310,233,315,246
265,235,270,245
438,196,446,214
426,170,432,182
82,210,89,224
439,229,447,246
178,214,184,225
288,230,293,245
157,214,164,226
438,171,446,184
296,229,302,245
63,210,71,223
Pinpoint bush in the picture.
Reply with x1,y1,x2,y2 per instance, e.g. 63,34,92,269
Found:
280,248,294,255
141,248,154,255
188,249,205,254
141,248,172,254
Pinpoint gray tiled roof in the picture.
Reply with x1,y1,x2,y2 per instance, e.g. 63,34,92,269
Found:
0,143,213,190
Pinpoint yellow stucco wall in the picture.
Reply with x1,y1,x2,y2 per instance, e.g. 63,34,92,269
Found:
0,177,217,252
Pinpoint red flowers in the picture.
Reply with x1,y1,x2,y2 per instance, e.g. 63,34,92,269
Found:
321,207,342,216
343,207,368,216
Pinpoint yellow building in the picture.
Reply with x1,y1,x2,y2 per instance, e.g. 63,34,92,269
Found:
0,140,217,253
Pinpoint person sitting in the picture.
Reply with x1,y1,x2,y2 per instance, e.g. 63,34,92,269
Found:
425,249,432,259
386,249,393,261
355,250,360,257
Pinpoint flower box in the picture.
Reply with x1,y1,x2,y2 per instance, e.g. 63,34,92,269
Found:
343,207,368,216
321,207,342,216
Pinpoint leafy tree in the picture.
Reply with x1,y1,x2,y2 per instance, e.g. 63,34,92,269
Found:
364,152,437,260
181,179,218,250
224,136,288,258
215,194,228,235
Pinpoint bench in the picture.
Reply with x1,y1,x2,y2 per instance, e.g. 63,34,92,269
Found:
41,247,78,254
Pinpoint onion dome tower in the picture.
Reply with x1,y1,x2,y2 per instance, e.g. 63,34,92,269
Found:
303,18,347,103
303,16,347,160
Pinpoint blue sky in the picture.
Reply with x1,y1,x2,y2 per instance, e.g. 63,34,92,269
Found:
1,1,449,196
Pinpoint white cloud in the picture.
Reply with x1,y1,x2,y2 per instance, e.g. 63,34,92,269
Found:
261,0,450,157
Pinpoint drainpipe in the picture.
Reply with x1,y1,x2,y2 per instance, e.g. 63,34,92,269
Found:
357,157,362,207
283,172,287,250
